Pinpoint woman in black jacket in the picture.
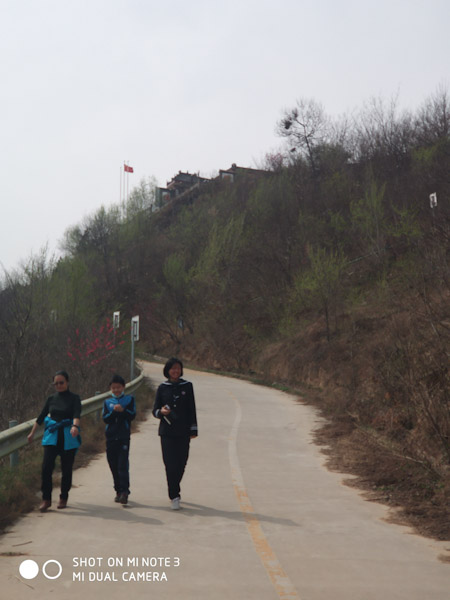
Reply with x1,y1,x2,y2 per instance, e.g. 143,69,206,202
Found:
152,358,198,510
27,371,81,512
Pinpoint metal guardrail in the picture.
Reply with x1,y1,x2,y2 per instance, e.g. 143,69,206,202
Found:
0,373,145,461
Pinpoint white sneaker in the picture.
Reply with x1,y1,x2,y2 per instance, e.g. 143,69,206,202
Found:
171,497,180,510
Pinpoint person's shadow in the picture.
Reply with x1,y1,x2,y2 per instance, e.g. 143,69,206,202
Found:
58,501,163,526
149,500,300,528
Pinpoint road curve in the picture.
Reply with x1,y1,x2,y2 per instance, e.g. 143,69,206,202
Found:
0,362,448,599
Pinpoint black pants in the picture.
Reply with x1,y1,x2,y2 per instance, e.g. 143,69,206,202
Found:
106,438,131,495
41,430,77,501
161,436,190,500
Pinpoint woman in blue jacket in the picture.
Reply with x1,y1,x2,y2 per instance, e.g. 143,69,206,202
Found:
152,358,198,510
27,371,81,512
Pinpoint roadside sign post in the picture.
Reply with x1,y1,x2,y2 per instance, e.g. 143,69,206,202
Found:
429,192,437,228
130,316,139,380
113,311,120,346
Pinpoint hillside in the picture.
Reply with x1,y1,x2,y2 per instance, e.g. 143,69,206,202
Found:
0,91,449,539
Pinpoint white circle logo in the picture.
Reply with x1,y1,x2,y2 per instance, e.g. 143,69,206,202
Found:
19,559,63,580
19,560,39,579
42,559,63,579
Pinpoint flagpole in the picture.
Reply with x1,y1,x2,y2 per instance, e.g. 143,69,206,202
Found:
122,161,133,203
122,161,126,203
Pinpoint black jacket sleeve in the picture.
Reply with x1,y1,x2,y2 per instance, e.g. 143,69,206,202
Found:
36,397,51,425
187,382,198,437
152,385,165,420
72,394,82,420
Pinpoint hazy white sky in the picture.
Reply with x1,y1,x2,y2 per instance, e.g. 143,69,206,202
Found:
0,0,448,271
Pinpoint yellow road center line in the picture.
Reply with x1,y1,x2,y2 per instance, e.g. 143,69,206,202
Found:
228,391,300,600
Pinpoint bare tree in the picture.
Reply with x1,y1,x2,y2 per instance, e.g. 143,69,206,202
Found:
0,249,56,425
351,95,414,167
277,98,331,172
415,85,450,145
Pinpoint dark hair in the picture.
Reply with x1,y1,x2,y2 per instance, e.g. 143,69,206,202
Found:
54,370,69,382
109,374,126,387
163,357,183,379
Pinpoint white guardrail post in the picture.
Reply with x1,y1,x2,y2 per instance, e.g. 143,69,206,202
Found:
0,373,144,464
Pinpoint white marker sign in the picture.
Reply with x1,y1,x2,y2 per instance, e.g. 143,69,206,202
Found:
113,311,120,329
131,316,140,342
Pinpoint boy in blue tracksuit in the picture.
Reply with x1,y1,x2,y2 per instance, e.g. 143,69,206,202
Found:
102,374,136,504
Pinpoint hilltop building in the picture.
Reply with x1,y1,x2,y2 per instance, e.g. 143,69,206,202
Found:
219,163,268,182
155,164,268,209
155,171,209,207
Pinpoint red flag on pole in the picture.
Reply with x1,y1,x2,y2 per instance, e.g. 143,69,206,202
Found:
124,164,134,173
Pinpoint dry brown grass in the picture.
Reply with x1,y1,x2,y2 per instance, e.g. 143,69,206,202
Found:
182,286,450,542
254,291,450,542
